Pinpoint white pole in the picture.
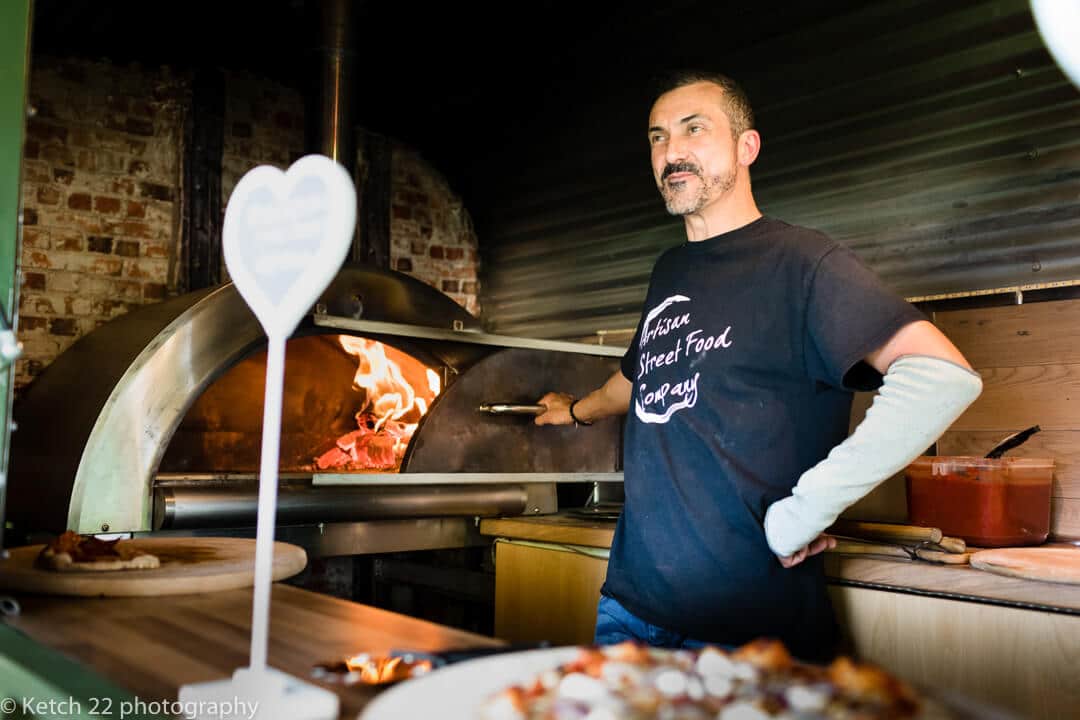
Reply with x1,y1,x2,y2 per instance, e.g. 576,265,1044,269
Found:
249,334,287,672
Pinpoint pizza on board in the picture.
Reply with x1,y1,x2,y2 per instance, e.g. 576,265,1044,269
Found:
481,639,921,720
36,531,160,572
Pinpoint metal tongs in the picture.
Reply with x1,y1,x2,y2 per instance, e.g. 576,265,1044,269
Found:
476,403,547,416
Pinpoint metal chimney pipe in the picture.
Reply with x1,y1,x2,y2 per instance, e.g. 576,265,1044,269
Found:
307,0,356,175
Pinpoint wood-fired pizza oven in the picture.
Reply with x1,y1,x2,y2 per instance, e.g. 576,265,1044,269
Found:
6,266,623,556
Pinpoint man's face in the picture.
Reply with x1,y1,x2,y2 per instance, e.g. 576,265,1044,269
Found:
648,82,740,216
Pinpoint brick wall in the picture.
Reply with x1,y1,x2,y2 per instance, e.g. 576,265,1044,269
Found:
16,59,481,391
16,57,186,390
388,146,481,317
221,71,305,211
219,79,480,315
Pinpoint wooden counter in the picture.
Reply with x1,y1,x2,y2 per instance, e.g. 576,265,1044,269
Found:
480,514,1080,614
824,553,1080,613
4,584,502,719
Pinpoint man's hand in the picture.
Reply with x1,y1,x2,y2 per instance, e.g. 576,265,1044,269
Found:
534,392,574,425
535,373,632,427
777,534,836,568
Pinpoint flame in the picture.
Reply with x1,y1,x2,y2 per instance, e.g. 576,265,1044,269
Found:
340,337,417,429
343,654,433,684
322,337,440,469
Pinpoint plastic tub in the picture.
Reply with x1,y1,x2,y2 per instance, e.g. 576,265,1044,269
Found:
905,456,1053,547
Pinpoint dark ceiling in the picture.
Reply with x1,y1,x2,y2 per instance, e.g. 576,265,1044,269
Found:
33,0,1071,330
29,0,876,229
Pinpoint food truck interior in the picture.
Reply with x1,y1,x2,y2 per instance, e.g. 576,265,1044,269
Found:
2,1,1079,717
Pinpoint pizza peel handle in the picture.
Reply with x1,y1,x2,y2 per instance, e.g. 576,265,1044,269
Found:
477,403,547,415
828,520,943,545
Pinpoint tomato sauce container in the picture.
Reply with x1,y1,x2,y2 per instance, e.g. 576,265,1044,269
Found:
905,456,1054,547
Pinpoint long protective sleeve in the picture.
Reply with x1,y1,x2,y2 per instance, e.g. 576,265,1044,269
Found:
764,355,983,558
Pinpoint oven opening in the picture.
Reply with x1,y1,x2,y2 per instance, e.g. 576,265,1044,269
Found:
159,334,440,474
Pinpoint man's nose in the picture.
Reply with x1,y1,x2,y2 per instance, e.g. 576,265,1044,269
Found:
665,134,689,162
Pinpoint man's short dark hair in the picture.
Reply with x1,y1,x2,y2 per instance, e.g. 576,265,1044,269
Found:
652,70,755,139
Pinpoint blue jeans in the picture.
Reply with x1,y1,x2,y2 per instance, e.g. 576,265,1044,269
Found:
594,594,722,649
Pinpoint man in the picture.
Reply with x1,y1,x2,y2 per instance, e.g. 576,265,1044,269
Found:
534,71,982,661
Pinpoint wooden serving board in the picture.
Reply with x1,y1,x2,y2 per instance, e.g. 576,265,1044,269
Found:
970,547,1080,585
0,537,307,597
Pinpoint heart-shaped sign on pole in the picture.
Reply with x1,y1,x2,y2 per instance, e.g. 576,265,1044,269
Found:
180,155,354,720
223,154,356,339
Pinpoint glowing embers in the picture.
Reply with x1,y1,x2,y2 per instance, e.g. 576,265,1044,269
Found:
312,653,434,686
315,337,441,472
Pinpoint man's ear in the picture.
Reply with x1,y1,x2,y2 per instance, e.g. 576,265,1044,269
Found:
738,129,761,166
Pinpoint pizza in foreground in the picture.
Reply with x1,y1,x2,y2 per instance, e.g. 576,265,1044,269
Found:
36,531,161,572
480,639,920,720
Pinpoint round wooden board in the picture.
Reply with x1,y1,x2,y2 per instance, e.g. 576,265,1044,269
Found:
0,537,307,597
970,547,1080,585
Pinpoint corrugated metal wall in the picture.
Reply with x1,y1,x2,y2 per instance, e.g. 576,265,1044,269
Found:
481,0,1080,342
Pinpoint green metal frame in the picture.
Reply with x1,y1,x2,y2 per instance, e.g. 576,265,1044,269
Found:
0,7,163,718
0,0,31,553
0,623,162,719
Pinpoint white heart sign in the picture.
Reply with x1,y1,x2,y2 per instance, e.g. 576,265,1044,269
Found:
223,154,356,339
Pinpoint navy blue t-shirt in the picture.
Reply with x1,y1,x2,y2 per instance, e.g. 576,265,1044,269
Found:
604,216,924,662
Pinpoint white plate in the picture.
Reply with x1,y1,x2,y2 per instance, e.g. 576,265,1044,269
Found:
357,646,1013,720
358,646,579,719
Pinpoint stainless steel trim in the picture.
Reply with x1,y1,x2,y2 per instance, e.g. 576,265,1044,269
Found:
312,472,623,486
154,484,530,530
143,518,487,558
523,483,558,516
155,487,175,532
74,285,262,534
155,473,315,487
296,518,487,557
313,315,626,357
155,472,623,486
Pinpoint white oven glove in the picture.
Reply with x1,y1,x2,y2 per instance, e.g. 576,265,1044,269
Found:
764,355,983,558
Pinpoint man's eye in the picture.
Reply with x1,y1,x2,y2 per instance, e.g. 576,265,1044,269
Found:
689,125,704,134
650,134,666,145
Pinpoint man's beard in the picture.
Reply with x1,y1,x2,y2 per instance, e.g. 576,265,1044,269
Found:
660,164,737,216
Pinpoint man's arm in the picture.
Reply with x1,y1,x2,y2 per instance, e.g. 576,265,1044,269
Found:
864,319,972,373
535,370,632,426
766,320,982,567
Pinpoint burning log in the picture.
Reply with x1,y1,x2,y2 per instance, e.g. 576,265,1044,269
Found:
312,654,434,686
314,338,442,472
315,415,403,471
